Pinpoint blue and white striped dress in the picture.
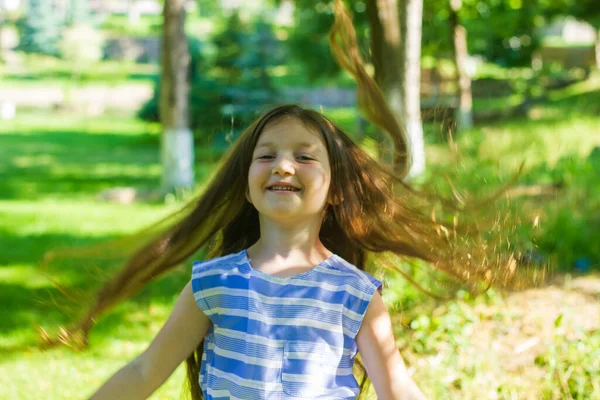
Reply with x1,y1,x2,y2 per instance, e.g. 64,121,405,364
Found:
191,249,383,399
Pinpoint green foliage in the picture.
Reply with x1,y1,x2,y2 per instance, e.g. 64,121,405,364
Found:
534,152,600,271
138,12,283,141
212,12,283,89
422,0,542,67
99,14,163,37
212,12,246,82
59,25,105,79
137,73,225,147
16,0,64,56
408,291,493,354
536,316,600,399
66,0,92,26
284,0,369,83
538,0,600,27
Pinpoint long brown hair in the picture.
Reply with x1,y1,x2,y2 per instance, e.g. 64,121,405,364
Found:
42,1,535,399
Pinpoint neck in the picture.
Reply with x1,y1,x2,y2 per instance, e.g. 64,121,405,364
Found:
247,214,331,264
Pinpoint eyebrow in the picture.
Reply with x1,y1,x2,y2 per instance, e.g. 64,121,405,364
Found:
256,141,319,149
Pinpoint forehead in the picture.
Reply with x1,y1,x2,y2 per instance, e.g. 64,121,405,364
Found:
255,118,325,150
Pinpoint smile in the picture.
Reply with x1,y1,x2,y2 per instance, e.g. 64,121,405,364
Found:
267,188,301,193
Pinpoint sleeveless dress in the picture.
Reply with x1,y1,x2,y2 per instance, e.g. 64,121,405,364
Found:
191,249,383,399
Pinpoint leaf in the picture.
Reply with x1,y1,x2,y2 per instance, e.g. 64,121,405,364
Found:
554,313,563,328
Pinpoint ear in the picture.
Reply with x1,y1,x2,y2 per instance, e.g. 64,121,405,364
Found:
245,187,252,204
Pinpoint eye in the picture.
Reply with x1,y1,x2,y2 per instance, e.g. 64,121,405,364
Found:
257,155,274,159
298,155,314,161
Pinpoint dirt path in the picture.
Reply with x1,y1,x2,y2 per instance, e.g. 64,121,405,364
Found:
481,274,600,369
400,273,600,399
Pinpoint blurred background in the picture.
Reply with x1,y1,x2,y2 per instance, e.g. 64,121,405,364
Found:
0,0,599,399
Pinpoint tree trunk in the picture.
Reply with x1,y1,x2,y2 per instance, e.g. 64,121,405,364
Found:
367,0,425,178
160,0,194,195
0,8,6,64
0,25,4,65
401,0,425,177
449,0,473,131
128,0,141,25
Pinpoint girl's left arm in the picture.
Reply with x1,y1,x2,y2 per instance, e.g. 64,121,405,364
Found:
355,291,428,400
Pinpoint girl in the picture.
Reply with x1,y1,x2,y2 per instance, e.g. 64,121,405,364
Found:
87,104,429,400
45,0,520,399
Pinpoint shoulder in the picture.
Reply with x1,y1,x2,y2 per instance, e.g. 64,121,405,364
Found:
192,250,245,274
328,255,383,295
190,250,247,311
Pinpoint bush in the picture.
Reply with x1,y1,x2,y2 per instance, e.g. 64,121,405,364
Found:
138,15,282,147
59,25,104,78
535,149,600,271
138,76,279,148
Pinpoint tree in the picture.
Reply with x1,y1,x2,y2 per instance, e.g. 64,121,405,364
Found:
422,0,543,67
212,11,246,84
449,0,473,131
367,0,425,177
205,11,281,132
160,0,194,194
273,0,425,176
17,0,63,56
139,10,282,141
67,0,91,26
0,7,6,64
278,0,370,82
59,25,103,80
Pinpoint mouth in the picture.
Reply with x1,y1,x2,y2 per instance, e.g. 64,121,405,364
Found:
267,186,301,193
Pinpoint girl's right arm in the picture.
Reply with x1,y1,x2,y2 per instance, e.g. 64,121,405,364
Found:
88,280,212,400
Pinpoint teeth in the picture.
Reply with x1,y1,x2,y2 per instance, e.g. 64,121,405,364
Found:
270,186,299,191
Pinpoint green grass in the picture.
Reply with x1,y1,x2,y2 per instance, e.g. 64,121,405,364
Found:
0,114,222,399
1,71,600,399
0,57,158,87
100,13,214,38
0,115,160,201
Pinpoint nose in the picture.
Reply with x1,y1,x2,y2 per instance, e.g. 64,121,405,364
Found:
272,154,295,176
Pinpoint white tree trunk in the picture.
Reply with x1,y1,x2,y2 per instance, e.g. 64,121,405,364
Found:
381,79,404,167
450,0,473,132
367,0,425,178
161,128,194,192
406,118,425,178
402,0,425,178
0,26,3,64
128,0,141,25
160,0,193,194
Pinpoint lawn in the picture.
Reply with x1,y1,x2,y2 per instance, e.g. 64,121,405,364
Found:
1,72,599,399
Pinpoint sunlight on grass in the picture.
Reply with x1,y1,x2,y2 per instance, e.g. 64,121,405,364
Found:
1,348,187,399
476,117,600,171
0,265,56,288
0,113,160,136
0,200,177,236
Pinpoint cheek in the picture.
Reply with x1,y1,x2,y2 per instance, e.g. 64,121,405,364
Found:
307,168,331,193
248,164,267,187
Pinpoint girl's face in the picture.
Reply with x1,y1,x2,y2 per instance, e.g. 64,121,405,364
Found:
247,117,332,223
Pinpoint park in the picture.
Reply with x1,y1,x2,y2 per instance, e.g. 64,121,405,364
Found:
0,0,599,398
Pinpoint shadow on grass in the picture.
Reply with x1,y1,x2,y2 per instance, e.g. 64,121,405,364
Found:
547,84,600,115
0,130,161,200
525,81,600,125
0,126,222,200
